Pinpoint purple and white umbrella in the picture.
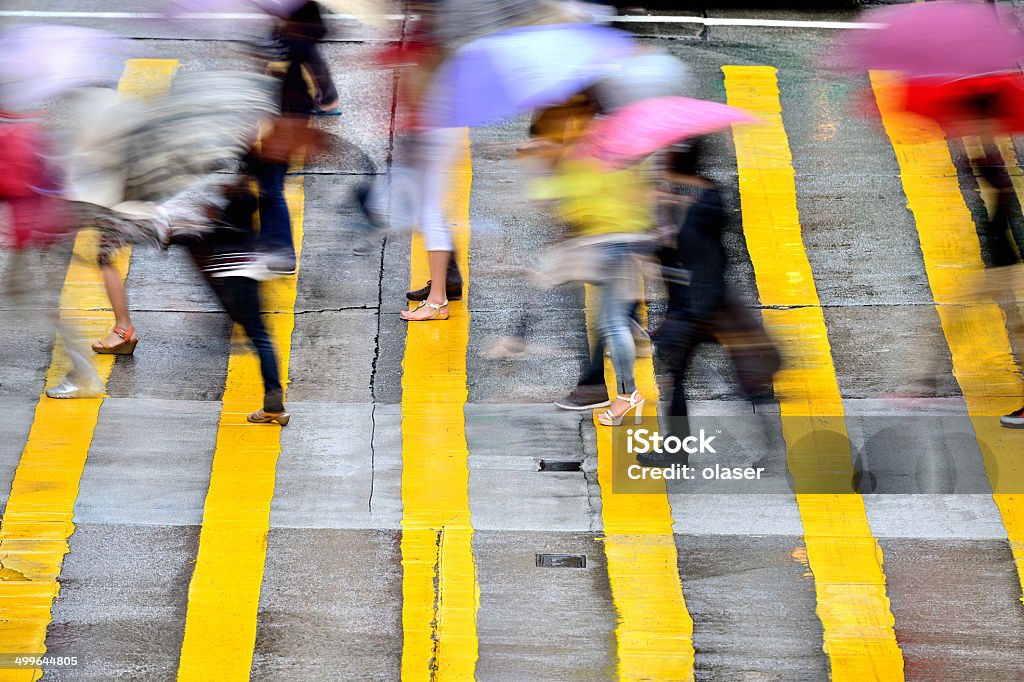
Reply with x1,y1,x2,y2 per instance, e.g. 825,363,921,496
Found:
423,22,636,129
0,25,123,111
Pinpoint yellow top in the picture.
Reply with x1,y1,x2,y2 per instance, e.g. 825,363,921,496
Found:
529,156,654,237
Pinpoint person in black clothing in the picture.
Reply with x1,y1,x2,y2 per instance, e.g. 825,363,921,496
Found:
183,182,290,425
250,0,337,275
276,0,340,116
638,141,780,467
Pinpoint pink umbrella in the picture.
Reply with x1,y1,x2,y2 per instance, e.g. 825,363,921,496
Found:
843,1,1024,78
579,96,758,166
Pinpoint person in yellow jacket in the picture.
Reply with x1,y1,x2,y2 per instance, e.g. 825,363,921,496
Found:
530,150,656,426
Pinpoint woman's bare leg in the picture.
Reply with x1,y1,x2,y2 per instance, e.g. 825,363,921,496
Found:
401,250,452,320
97,263,136,346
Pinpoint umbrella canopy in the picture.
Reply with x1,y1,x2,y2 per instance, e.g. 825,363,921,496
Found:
0,25,123,111
164,0,255,14
902,72,1024,137
62,71,280,207
424,22,635,129
427,0,589,47
592,51,691,113
579,96,758,166
844,1,1024,78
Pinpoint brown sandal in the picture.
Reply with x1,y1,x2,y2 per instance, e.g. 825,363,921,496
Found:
92,326,139,355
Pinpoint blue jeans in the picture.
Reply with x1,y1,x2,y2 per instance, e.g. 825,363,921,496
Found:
253,160,293,257
594,242,639,396
208,276,284,412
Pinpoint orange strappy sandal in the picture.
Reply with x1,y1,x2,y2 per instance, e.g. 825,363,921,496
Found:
92,326,139,355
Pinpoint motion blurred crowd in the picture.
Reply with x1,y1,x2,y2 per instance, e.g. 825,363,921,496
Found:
2,0,1023,445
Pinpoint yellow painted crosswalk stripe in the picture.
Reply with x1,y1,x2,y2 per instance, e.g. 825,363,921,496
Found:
400,131,479,679
0,59,179,682
725,65,905,680
587,290,696,680
871,71,1024,595
176,179,305,679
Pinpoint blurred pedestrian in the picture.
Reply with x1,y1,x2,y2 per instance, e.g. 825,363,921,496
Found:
0,109,102,398
181,180,291,424
640,142,780,465
244,115,316,275
530,141,657,425
351,19,466,320
273,0,341,116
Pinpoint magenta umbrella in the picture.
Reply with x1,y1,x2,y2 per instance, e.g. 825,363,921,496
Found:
579,96,758,166
843,1,1024,78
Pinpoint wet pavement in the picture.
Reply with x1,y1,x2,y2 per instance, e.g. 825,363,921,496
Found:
3,2,1024,680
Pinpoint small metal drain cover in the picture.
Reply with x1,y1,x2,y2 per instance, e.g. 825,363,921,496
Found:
539,460,582,472
536,553,587,568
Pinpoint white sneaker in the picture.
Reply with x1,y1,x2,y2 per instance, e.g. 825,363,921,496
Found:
46,378,103,399
1000,406,1024,429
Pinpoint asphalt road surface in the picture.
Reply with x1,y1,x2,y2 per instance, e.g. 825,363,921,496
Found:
3,2,1024,680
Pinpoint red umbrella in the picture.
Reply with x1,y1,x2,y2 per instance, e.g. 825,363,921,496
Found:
901,72,1024,137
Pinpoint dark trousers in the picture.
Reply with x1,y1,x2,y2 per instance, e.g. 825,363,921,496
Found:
208,276,284,412
306,44,338,105
976,145,1021,267
657,292,780,437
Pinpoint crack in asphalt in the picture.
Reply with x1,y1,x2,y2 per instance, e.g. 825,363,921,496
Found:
369,6,407,515
293,306,380,314
578,415,601,532
368,236,388,513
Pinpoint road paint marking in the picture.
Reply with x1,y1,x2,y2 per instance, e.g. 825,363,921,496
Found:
0,9,882,29
400,131,478,680
0,58,178,682
176,178,305,679
871,71,1024,597
725,65,904,680
587,287,696,680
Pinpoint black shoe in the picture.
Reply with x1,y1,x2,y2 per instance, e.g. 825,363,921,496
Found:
407,279,463,301
1001,405,1024,429
635,450,689,468
554,384,611,411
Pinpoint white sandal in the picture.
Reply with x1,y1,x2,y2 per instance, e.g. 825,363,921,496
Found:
597,390,644,426
402,299,449,321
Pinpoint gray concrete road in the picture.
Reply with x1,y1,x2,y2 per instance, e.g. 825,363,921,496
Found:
3,2,1024,681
